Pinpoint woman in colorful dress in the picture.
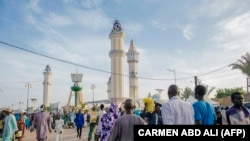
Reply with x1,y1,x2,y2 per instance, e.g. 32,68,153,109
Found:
98,103,119,141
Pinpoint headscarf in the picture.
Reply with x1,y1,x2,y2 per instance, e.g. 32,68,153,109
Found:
98,103,119,141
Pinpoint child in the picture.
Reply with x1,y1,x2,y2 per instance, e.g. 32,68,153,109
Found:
55,114,64,141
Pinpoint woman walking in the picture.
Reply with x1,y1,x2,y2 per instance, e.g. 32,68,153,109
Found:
16,110,26,141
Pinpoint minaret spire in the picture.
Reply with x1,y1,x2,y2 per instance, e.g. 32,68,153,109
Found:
43,64,52,107
127,39,139,104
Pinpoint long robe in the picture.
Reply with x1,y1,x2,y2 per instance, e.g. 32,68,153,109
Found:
99,103,118,141
2,114,18,141
31,111,52,140
108,114,145,141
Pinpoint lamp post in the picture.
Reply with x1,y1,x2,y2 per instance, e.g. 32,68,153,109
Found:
25,82,32,112
19,101,24,111
167,68,176,85
91,84,95,107
11,104,15,109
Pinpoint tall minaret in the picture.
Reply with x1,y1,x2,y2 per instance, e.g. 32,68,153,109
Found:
126,40,139,101
109,20,126,105
43,64,52,107
107,76,111,100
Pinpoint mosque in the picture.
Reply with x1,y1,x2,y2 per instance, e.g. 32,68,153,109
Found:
42,20,166,112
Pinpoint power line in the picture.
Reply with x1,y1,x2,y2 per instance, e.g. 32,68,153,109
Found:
0,41,234,81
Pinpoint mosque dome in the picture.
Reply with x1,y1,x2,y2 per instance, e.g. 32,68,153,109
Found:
152,94,160,101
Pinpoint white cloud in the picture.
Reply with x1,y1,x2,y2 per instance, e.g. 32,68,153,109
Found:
80,0,103,9
25,14,65,39
214,12,250,52
124,21,143,35
69,8,111,30
42,13,73,27
182,24,193,40
28,0,42,13
152,20,167,30
189,0,239,19
218,12,250,38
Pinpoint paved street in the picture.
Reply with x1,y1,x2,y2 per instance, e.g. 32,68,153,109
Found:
0,127,91,141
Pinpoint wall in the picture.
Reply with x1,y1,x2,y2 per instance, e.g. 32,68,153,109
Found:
215,94,250,107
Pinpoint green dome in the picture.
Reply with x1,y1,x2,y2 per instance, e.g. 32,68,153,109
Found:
71,85,82,91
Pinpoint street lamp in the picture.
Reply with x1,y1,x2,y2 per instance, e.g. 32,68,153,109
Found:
19,102,24,111
11,104,15,109
25,82,32,112
91,84,95,107
167,68,176,85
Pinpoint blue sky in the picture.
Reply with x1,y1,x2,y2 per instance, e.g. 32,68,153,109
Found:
0,0,250,109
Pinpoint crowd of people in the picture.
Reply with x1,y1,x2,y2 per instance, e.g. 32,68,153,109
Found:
1,84,250,141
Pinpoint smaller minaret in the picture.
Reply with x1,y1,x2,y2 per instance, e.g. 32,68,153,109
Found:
126,40,139,102
43,65,52,107
107,76,111,100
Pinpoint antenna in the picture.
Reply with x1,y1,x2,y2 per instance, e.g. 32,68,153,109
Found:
76,65,78,74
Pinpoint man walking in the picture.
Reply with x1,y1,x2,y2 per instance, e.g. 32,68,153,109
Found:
108,99,145,141
74,109,84,139
2,107,18,141
54,114,64,141
30,104,52,141
161,84,194,124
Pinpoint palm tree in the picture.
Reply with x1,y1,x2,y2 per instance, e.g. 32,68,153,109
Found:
230,52,250,77
181,87,194,100
206,86,216,96
74,101,86,111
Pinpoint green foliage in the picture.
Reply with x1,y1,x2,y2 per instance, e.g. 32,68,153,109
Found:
230,52,250,77
181,87,194,100
215,87,244,98
74,101,86,111
45,106,51,112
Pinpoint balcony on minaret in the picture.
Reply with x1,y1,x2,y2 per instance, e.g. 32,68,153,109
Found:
130,71,137,77
111,19,123,33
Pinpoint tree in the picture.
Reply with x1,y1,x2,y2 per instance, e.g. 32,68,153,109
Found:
75,101,86,111
181,87,194,100
230,52,250,77
215,87,244,98
45,106,51,112
206,86,216,96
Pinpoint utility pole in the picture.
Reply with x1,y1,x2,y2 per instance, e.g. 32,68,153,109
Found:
247,77,250,94
167,68,176,85
194,76,198,87
91,84,96,107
